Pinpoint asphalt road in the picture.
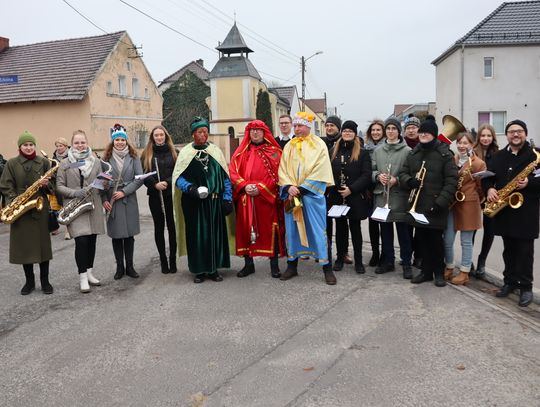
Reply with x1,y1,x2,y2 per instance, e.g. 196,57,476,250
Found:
0,191,539,406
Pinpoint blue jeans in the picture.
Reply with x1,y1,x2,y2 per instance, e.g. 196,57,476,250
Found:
380,221,412,266
444,211,474,272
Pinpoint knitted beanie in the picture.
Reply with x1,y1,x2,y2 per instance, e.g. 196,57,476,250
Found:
18,130,36,147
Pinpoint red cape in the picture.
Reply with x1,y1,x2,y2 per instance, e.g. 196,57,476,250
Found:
229,120,285,257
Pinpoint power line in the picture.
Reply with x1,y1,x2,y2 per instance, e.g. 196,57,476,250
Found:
119,0,216,53
62,0,108,34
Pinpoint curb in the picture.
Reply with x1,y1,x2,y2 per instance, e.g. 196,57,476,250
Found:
482,268,540,305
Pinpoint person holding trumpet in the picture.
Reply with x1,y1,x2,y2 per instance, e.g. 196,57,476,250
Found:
443,132,486,286
399,116,458,287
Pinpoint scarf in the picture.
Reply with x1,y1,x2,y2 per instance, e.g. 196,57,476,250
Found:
112,146,129,175
68,147,95,178
19,149,36,160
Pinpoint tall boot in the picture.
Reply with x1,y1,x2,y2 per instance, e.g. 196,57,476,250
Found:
237,256,255,278
79,272,91,293
159,253,170,274
39,261,54,294
21,265,35,295
124,237,139,278
269,255,280,278
87,268,101,286
280,258,298,281
112,238,125,280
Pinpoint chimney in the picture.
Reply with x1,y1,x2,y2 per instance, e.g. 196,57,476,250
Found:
0,37,9,53
196,59,204,67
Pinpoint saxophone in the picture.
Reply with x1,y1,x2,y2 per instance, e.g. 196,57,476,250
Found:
483,149,540,218
57,152,112,225
0,151,59,224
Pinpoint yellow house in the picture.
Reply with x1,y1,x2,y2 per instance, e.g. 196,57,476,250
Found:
0,32,162,157
207,23,286,160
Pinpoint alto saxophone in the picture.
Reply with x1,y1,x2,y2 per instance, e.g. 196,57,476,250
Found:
483,149,540,218
0,151,59,224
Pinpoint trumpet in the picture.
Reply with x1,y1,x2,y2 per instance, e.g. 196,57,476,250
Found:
408,161,426,213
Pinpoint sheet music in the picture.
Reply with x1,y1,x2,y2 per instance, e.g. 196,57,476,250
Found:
89,179,105,190
409,211,429,225
371,207,390,222
328,205,350,218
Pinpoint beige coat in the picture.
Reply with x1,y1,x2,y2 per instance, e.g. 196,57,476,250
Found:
453,154,486,231
56,157,105,238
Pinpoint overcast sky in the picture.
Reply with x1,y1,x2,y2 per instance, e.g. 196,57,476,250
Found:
3,0,508,131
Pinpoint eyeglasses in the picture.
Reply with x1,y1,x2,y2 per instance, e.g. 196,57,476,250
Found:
507,129,525,135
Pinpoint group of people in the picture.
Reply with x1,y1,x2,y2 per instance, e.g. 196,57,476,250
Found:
0,112,538,307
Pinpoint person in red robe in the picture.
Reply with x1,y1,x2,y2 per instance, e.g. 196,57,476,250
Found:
230,120,286,278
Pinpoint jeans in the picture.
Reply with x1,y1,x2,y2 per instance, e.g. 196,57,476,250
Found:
444,212,474,272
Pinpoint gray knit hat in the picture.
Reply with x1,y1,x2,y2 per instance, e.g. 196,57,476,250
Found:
404,116,421,129
384,117,402,134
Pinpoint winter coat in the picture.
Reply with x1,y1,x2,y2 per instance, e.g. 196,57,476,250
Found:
482,143,540,239
399,141,458,230
100,154,143,239
451,154,486,231
371,138,411,222
327,142,372,220
56,157,106,238
0,155,53,264
142,145,178,198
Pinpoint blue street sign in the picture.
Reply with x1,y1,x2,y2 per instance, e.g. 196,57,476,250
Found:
0,75,18,84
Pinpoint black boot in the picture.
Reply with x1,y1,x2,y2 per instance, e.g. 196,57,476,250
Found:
333,257,344,272
475,257,486,278
160,255,170,274
21,265,35,295
124,237,139,278
368,250,380,267
169,255,177,274
434,271,446,287
269,256,280,278
39,262,53,294
112,239,125,280
403,265,413,280
237,256,255,278
280,259,298,281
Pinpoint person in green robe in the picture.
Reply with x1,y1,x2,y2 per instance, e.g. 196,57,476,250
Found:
172,117,234,283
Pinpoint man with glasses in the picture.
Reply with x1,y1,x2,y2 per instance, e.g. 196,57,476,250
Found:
275,114,294,149
483,119,540,307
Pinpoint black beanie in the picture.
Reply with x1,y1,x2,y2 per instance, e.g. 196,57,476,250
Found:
341,120,358,135
418,116,438,138
326,115,342,130
505,119,528,135
384,117,402,134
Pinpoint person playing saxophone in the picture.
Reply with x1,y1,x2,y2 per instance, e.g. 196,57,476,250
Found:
0,131,55,295
56,130,107,293
483,119,540,307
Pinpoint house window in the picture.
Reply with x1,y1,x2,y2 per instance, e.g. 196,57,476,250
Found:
132,78,140,98
483,57,494,78
126,61,132,71
118,75,127,96
478,111,506,134
136,130,148,148
313,120,320,136
144,87,149,99
106,80,113,94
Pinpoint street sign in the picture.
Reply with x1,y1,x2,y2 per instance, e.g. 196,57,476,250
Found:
0,75,18,84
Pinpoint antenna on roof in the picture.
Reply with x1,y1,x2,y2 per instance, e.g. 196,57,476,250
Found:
128,44,143,58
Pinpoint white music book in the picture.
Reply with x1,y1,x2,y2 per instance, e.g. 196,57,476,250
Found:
371,207,390,222
328,205,350,218
409,211,429,225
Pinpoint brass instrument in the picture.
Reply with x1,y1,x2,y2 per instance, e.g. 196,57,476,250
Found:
57,152,111,225
454,151,473,203
483,149,540,218
408,161,426,213
438,115,466,144
339,155,347,204
0,151,59,224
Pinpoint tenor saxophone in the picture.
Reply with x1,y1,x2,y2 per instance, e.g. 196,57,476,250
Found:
0,151,59,224
483,149,540,218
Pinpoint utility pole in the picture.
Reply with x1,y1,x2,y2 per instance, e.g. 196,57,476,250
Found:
300,51,323,112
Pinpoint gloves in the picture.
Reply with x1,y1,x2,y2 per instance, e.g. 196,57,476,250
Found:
429,204,443,214
222,200,233,216
73,186,91,198
187,185,200,199
407,178,421,190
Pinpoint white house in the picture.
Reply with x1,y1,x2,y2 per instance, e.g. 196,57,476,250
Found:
432,0,540,145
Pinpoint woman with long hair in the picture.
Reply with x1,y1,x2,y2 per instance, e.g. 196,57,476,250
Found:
140,125,178,274
327,120,372,273
444,131,486,285
472,123,499,277
56,130,106,292
101,124,144,280
0,131,54,295
364,119,386,267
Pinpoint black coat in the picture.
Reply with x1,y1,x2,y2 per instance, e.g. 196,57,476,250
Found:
327,142,372,220
399,141,458,230
482,143,540,239
142,145,178,198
